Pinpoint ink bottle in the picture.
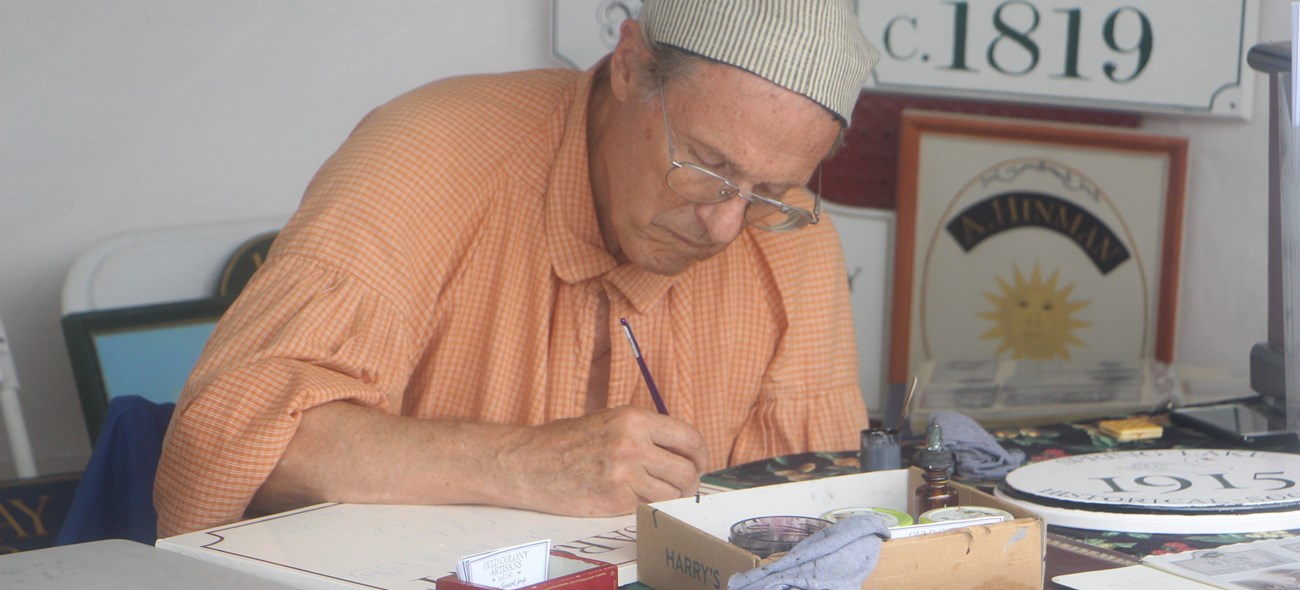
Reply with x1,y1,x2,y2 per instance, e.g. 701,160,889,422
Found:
858,427,901,472
913,423,958,515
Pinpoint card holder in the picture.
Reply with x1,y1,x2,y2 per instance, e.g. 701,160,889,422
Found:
434,551,617,590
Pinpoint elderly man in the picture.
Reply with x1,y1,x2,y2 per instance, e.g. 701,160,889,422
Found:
155,0,879,536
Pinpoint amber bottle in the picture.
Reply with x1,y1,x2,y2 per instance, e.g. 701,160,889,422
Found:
913,423,959,515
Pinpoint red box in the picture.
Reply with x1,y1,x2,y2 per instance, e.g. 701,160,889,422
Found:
435,551,617,590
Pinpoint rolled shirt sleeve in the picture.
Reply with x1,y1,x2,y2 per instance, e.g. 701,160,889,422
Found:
155,255,417,537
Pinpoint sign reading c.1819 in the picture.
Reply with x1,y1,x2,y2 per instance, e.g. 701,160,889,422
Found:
859,0,1260,118
552,0,1259,118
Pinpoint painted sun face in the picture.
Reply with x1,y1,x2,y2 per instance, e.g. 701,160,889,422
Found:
978,264,1090,359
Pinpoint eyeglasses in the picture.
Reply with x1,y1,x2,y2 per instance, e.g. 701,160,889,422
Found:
658,86,821,233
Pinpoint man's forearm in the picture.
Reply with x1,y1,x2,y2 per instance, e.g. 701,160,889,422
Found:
249,400,709,518
250,401,526,514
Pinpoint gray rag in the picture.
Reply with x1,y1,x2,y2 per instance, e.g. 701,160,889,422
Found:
727,515,891,590
929,411,1025,479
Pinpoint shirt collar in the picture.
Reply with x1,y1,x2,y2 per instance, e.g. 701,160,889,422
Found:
605,263,679,314
546,61,679,314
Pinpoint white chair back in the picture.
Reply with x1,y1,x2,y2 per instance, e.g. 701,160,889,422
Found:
0,317,37,478
62,216,288,314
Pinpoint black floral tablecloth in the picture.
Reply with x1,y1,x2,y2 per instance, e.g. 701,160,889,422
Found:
703,411,1300,559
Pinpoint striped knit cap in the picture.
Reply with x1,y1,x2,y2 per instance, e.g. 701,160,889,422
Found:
640,0,879,125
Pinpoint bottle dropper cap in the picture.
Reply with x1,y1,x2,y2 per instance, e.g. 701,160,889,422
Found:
915,423,954,471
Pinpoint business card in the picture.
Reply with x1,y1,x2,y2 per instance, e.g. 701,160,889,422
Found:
455,539,551,589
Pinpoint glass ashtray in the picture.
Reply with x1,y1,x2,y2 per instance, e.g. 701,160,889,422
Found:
728,515,833,558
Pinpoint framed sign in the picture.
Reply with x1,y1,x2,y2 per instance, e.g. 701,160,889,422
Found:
860,0,1260,119
823,201,895,413
554,1,1259,117
888,110,1187,384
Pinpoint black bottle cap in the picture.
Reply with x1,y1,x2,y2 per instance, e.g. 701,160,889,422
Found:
915,423,954,471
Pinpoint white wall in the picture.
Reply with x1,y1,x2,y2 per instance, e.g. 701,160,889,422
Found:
0,1,556,477
0,1,1287,479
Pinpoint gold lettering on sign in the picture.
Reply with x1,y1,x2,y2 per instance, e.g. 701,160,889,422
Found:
946,192,1131,275
0,495,53,541
0,503,30,538
8,496,50,536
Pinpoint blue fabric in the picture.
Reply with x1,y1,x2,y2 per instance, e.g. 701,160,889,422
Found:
929,411,1025,479
56,395,174,546
727,515,892,590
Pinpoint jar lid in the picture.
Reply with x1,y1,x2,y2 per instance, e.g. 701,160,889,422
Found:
919,505,1013,524
820,506,914,528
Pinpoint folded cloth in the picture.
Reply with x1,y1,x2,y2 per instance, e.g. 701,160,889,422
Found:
929,411,1025,479
727,514,891,590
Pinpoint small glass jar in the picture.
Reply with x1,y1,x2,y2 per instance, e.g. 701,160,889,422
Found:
728,515,833,558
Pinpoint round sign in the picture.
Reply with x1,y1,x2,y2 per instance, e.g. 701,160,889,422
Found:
995,449,1300,533
1003,449,1300,513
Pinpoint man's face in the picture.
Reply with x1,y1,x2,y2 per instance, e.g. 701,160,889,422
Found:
595,60,842,276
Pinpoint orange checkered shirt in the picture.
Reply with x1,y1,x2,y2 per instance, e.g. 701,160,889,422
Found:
154,66,867,537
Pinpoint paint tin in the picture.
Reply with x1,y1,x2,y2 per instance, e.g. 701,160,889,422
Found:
919,505,1013,524
820,506,914,528
858,427,901,472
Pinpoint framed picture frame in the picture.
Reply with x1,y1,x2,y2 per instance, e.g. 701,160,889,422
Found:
62,298,229,441
822,200,895,414
889,110,1188,384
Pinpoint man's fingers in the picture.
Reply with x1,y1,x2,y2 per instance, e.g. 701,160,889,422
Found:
630,471,689,504
632,411,708,472
639,457,702,501
496,406,709,516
